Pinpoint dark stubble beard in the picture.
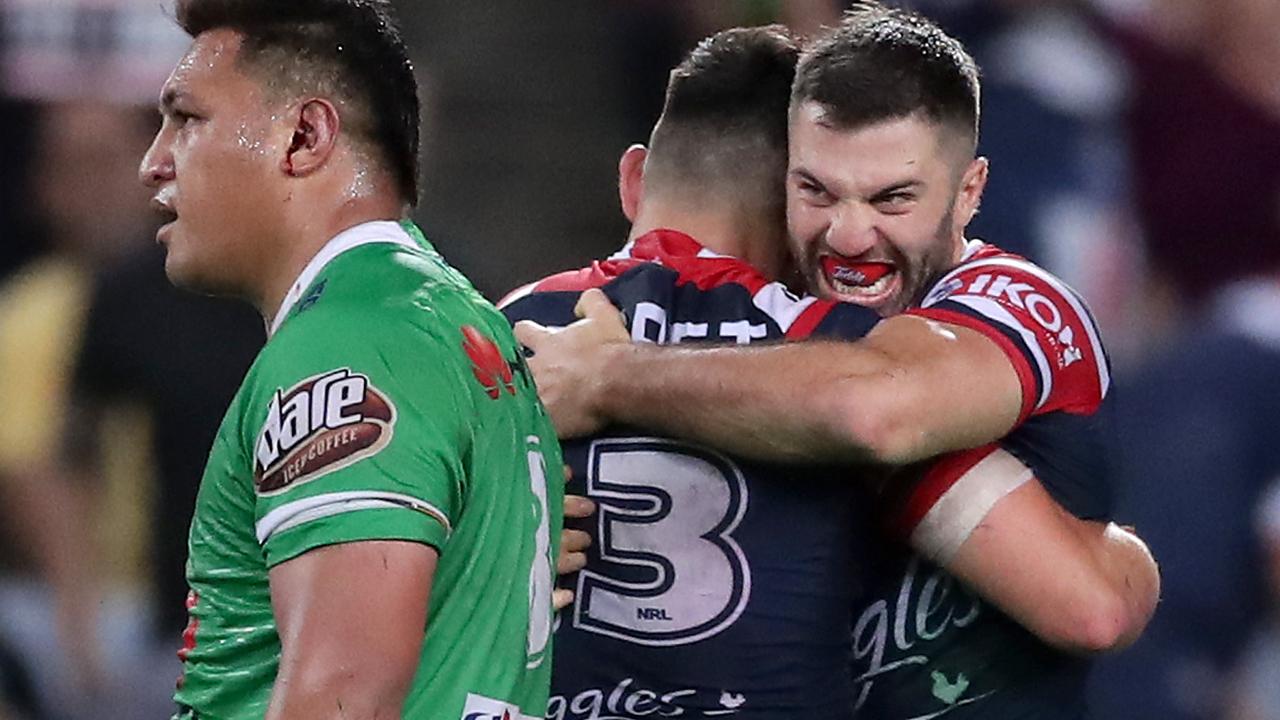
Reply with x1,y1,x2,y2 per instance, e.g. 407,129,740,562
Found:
793,203,961,316
881,204,959,318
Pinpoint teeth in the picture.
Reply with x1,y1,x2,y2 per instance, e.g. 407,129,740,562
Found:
831,271,893,296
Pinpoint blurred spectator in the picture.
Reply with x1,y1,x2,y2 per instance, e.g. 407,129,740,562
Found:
1087,276,1280,720
0,0,188,105
0,97,263,719
1081,2,1280,715
1090,0,1280,313
1227,478,1280,720
0,99,41,283
61,242,262,717
0,100,155,717
907,0,1142,359
0,0,186,279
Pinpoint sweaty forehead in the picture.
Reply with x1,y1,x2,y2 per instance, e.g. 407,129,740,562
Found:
162,28,248,99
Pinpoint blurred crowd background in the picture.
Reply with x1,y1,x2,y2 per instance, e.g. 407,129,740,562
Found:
0,0,1276,718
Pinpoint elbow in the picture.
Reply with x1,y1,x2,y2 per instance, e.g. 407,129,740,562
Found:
1050,527,1161,654
1047,589,1147,655
1069,597,1130,654
1065,525,1161,654
833,391,919,465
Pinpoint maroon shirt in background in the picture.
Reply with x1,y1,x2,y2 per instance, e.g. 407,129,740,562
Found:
1100,18,1280,304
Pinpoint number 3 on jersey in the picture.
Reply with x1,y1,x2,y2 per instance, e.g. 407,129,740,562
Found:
573,438,751,645
526,436,554,669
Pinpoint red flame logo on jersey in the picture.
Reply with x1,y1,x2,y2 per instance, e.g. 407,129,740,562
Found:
462,325,515,399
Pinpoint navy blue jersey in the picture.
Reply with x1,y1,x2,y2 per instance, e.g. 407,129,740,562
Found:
845,241,1117,720
503,229,879,719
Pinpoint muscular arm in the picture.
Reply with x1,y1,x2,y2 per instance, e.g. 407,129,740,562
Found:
265,540,436,720
904,450,1159,654
517,290,1021,465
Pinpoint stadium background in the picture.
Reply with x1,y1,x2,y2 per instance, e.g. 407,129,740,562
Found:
0,0,1277,718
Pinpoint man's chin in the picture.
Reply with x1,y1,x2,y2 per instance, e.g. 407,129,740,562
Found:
163,252,231,298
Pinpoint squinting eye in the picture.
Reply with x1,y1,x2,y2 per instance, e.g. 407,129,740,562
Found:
795,179,828,201
879,193,915,210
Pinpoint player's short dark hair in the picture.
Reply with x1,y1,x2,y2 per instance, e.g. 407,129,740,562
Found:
793,2,980,150
176,0,420,204
646,25,799,204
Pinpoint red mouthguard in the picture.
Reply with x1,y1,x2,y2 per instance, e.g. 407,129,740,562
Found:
821,258,894,287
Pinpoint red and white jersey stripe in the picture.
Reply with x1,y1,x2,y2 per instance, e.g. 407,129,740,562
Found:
908,241,1110,423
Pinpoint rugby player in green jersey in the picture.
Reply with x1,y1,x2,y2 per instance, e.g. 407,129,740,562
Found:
138,2,563,718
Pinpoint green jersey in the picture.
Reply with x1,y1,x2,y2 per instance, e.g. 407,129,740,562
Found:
174,220,563,720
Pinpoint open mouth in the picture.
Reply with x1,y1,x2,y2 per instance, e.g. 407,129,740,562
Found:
150,194,178,240
820,257,898,303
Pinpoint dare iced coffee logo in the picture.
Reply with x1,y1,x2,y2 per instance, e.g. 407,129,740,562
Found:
254,368,396,494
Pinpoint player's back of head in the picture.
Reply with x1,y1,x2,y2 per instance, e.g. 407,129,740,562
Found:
644,25,799,213
175,0,420,204
794,1,981,152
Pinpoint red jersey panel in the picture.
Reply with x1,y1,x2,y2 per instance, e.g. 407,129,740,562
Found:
908,241,1110,423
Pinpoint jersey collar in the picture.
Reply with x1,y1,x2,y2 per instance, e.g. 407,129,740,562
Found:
268,219,419,338
607,228,732,265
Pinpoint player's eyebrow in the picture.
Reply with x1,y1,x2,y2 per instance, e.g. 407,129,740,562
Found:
790,167,841,198
790,167,823,186
158,87,192,114
870,180,923,199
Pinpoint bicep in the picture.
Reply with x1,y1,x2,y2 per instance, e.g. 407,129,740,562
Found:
267,540,437,719
858,315,1023,460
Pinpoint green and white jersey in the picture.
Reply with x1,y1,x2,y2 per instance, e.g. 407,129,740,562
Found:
174,220,562,720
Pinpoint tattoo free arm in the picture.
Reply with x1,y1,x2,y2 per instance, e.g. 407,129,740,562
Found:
265,540,436,720
516,289,1021,465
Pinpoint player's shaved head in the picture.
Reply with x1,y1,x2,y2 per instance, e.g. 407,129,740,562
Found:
645,25,799,218
175,0,420,203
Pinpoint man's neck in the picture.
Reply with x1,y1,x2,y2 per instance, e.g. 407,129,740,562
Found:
629,203,787,281
257,196,405,328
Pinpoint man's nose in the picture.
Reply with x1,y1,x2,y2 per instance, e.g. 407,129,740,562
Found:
824,201,879,257
138,131,173,188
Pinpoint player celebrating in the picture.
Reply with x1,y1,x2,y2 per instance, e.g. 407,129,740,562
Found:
139,1,561,718
515,5,1157,719
505,26,878,718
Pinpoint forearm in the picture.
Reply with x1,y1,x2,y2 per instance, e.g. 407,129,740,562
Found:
943,480,1159,654
523,295,1019,465
594,340,888,464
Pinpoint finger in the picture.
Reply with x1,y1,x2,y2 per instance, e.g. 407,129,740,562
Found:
557,550,588,575
513,320,550,350
553,587,576,611
563,464,573,484
561,528,592,553
564,495,596,519
574,288,624,322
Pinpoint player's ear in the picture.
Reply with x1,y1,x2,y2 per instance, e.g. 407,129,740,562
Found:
282,97,341,178
618,144,647,223
954,156,989,229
